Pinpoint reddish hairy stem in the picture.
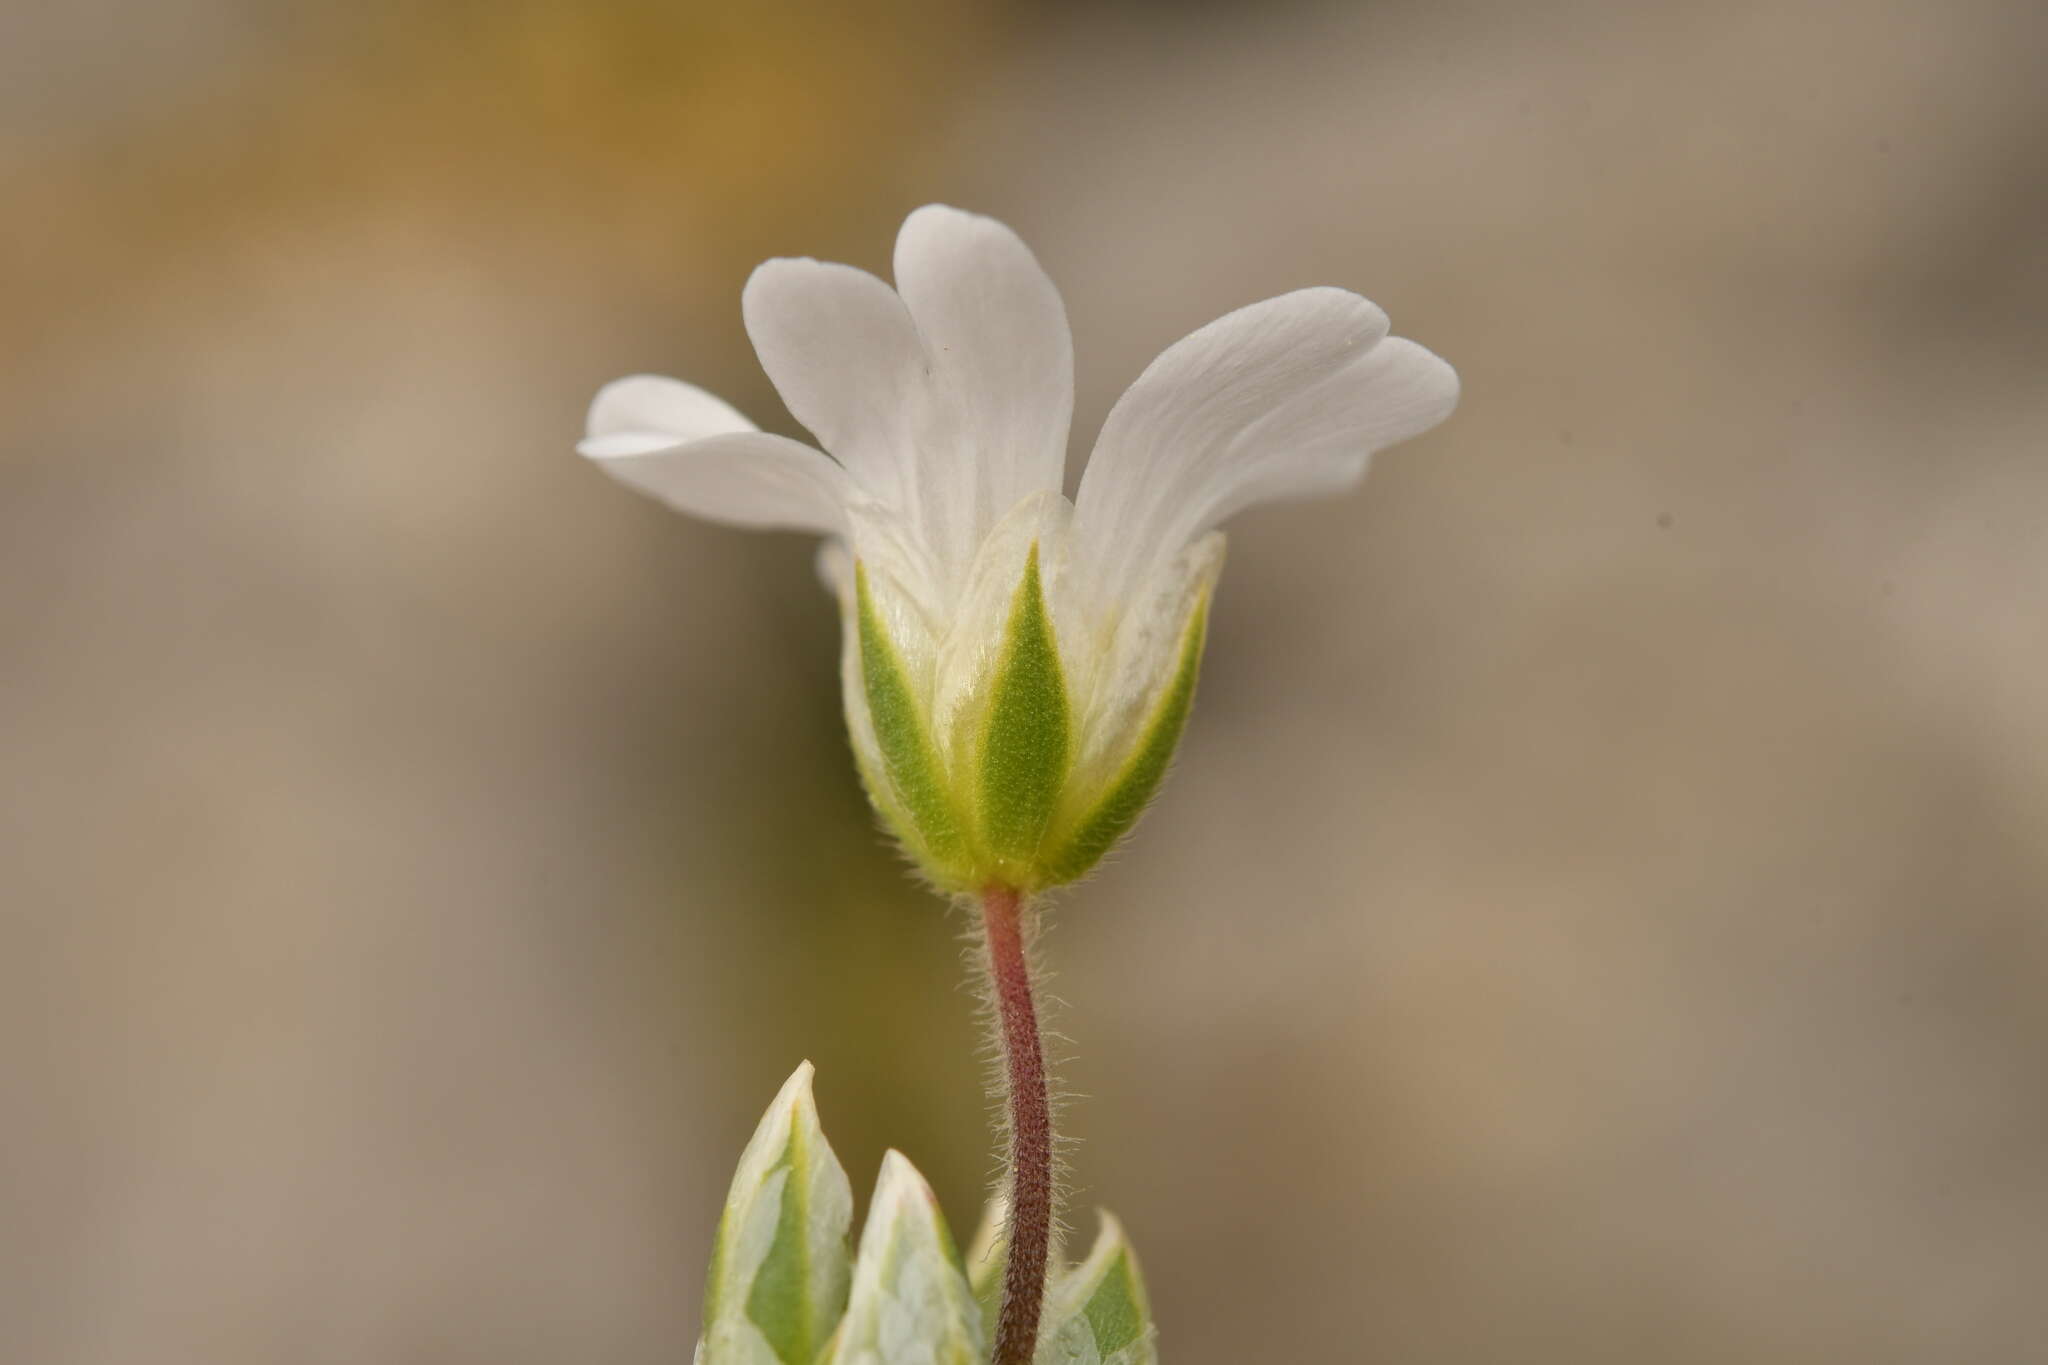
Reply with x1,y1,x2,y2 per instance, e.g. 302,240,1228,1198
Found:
981,884,1051,1365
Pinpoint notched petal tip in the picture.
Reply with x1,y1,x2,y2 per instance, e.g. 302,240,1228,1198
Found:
739,254,861,311
1071,282,1459,603
890,204,1077,568
739,256,926,503
892,204,1046,279
897,201,986,235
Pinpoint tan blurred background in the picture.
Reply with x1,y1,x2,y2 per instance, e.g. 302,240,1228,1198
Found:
6,0,2047,1360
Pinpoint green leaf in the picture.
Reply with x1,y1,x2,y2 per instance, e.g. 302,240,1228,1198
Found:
977,543,1071,877
1039,584,1212,886
698,1063,853,1365
1035,1213,1158,1365
856,564,965,871
822,1151,985,1365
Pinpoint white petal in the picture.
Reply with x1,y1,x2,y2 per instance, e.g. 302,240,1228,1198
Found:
1072,287,1456,600
741,258,928,506
585,373,758,447
1205,335,1460,524
893,206,1074,533
581,430,852,535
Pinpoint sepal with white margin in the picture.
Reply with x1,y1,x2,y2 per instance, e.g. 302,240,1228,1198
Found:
1033,1212,1159,1365
965,1196,1160,1364
819,1151,986,1365
695,1063,853,1365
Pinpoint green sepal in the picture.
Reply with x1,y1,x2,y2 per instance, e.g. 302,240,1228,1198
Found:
856,564,966,875
821,1151,986,1365
975,543,1071,881
1035,1212,1158,1364
1039,585,1212,886
698,1062,853,1365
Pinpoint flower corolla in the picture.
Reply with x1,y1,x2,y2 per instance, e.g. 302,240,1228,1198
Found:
582,207,1456,890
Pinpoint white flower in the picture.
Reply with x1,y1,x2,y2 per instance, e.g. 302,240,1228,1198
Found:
581,206,1457,890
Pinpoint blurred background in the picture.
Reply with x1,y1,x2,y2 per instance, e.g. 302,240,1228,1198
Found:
5,0,2047,1360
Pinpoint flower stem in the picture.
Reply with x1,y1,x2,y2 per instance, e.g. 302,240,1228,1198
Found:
981,884,1051,1365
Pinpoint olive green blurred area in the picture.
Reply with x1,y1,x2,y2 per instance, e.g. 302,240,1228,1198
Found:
5,0,2047,1360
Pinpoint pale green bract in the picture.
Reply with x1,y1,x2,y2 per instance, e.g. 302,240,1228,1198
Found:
967,1198,1159,1365
696,1062,853,1365
579,205,1459,892
1033,1215,1158,1365
822,1152,985,1365
701,1066,1159,1365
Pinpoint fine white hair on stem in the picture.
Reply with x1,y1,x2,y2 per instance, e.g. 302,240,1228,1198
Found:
958,893,1079,1266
